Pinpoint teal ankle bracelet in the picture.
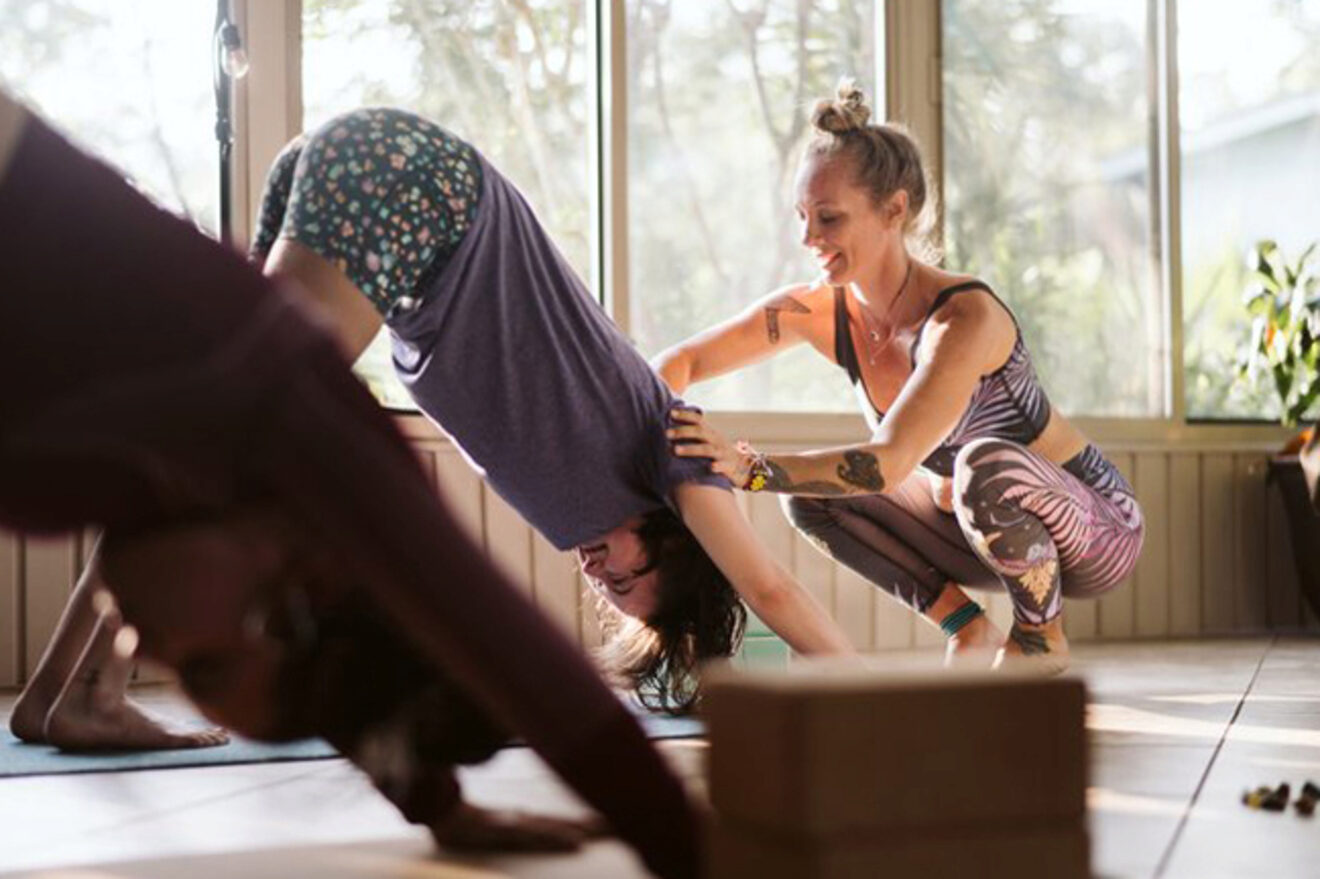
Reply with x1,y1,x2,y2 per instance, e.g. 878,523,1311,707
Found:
940,602,984,637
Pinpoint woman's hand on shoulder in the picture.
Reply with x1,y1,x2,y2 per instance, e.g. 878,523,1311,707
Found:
667,406,751,487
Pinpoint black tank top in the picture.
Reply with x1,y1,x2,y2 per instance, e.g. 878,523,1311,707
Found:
833,281,1052,476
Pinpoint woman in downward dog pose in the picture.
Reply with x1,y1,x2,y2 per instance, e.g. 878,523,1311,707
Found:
0,91,702,876
657,81,1143,672
250,108,852,701
15,106,855,754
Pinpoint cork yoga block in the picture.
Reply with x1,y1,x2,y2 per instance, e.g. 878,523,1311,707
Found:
708,816,1090,879
704,662,1088,839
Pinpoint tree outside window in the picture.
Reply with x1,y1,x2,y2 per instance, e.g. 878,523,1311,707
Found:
944,0,1157,418
0,0,218,235
302,0,589,408
627,0,874,412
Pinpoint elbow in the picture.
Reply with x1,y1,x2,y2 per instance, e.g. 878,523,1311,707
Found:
880,458,917,493
737,573,795,616
652,347,694,394
866,443,919,494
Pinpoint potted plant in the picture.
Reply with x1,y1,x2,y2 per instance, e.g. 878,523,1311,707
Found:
1238,239,1320,616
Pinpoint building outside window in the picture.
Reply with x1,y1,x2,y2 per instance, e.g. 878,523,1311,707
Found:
1177,0,1320,421
944,0,1320,422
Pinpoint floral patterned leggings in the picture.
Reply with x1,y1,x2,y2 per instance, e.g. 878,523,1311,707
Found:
786,440,1144,627
250,107,482,318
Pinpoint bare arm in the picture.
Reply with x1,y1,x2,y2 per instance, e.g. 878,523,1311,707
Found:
670,291,1016,494
653,283,825,394
673,483,856,655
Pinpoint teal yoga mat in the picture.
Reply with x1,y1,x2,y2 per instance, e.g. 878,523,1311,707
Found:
0,705,703,778
0,730,339,777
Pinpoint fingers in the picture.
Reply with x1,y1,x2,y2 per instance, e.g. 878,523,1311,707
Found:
665,422,708,441
431,802,599,853
666,421,728,451
667,405,704,426
670,441,719,459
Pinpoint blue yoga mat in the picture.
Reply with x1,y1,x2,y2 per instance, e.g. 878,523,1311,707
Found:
0,705,703,778
0,730,338,777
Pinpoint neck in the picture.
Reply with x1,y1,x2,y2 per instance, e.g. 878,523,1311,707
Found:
853,250,913,317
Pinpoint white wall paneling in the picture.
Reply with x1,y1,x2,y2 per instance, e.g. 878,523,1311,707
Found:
4,424,1313,688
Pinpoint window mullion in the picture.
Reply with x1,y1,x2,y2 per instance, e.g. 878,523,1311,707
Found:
884,1,942,253
593,0,630,329
1157,0,1186,424
235,0,300,251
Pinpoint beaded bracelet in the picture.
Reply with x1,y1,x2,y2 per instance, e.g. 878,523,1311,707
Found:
746,453,772,492
736,441,772,492
939,601,984,637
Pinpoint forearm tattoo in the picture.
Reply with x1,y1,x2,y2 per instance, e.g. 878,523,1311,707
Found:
837,451,885,492
757,452,885,497
762,459,848,496
763,294,810,344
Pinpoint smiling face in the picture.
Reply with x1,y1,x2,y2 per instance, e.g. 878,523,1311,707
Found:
793,153,907,287
576,516,661,621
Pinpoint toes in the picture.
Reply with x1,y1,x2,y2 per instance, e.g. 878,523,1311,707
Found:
181,727,231,749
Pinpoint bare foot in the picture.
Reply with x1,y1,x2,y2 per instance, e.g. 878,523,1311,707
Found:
942,613,1004,669
43,676,229,751
9,685,58,743
994,619,1070,676
431,801,606,853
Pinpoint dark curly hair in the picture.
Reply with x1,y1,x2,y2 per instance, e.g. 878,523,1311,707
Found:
596,507,746,715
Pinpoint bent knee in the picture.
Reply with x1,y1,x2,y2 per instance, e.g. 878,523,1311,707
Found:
954,438,1033,501
953,437,1031,475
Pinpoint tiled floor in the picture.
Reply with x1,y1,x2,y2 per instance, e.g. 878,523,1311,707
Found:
2,638,1319,878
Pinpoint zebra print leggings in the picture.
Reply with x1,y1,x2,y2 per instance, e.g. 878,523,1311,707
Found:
786,439,1144,626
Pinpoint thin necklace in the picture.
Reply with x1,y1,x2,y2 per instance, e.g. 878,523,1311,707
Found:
859,259,914,366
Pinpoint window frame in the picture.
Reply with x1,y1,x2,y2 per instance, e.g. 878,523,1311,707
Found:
231,0,1293,450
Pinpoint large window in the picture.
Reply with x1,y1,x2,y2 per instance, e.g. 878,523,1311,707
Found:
21,3,1300,423
943,0,1158,418
0,0,218,235
626,0,872,412
1179,0,1320,420
945,0,1320,422
301,0,589,407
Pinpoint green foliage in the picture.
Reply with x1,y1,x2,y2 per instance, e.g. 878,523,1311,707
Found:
943,0,1154,416
1237,240,1320,427
1183,244,1278,419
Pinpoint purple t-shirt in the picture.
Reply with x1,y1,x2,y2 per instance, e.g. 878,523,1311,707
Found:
388,153,729,550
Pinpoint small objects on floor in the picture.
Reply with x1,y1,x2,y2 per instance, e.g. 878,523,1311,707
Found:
1263,783,1291,812
1242,786,1272,809
1241,781,1320,814
1294,781,1320,817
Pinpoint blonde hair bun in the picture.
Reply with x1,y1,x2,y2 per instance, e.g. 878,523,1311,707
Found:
811,77,872,135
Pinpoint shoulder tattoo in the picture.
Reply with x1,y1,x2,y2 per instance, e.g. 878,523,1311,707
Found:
763,294,811,344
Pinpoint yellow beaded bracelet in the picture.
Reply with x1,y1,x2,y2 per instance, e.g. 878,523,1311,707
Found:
745,451,772,492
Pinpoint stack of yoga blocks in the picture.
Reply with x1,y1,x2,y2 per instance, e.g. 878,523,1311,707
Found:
704,662,1090,878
